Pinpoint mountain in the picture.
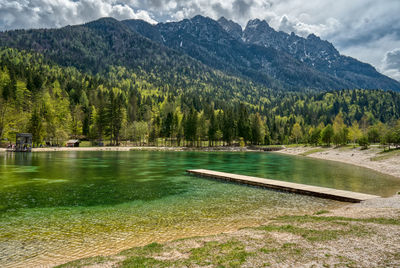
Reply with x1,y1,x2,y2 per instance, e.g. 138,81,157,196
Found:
1,15,399,91
121,15,400,91
0,17,204,75
241,19,400,91
217,17,242,40
121,16,348,91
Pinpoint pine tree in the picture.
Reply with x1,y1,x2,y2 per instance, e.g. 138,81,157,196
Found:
237,103,250,143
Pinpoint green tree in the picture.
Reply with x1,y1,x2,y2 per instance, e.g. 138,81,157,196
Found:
321,124,334,146
132,121,149,146
197,112,208,147
309,126,321,146
367,125,381,144
28,108,44,146
222,108,235,146
358,135,369,149
184,107,198,146
237,103,250,143
250,113,265,145
162,112,173,142
208,111,218,146
106,87,127,145
333,113,348,145
349,121,362,147
291,123,302,144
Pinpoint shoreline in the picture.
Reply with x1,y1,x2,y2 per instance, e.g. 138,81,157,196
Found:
278,146,400,179
0,146,260,153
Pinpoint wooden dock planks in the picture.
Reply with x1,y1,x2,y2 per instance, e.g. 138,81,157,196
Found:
186,169,380,203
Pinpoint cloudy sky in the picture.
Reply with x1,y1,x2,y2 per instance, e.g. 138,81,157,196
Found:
1,0,399,81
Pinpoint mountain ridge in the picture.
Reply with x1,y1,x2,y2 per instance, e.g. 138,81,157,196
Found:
124,15,400,91
0,15,399,91
124,15,354,90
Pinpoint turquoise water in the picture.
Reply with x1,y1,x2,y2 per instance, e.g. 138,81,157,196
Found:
0,151,399,267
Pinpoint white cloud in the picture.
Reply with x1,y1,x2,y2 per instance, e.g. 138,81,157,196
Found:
381,48,400,81
339,34,400,82
0,0,156,31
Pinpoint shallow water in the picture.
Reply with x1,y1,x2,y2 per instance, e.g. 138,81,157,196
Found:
0,151,399,267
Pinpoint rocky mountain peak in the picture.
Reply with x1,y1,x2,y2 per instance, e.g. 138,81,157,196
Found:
243,18,284,46
245,19,273,31
190,15,215,25
217,17,242,39
307,33,320,40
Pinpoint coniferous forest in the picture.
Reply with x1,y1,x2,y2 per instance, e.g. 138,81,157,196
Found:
1,47,399,148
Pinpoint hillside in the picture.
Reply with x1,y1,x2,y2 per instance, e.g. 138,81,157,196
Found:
1,16,399,91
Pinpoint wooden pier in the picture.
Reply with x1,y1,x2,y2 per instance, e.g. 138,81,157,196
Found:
186,169,380,203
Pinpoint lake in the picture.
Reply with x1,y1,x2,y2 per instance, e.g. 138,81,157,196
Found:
1,151,399,267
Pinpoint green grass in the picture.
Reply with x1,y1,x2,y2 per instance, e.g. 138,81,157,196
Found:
253,214,392,242
119,240,251,268
259,247,278,254
285,144,308,148
121,256,170,268
257,224,353,242
314,210,330,215
120,242,164,257
185,240,251,267
300,148,327,156
78,141,92,147
336,145,355,151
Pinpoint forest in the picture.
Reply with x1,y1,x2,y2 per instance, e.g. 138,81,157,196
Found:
0,47,400,148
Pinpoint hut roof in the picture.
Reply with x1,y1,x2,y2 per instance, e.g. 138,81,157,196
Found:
16,133,32,138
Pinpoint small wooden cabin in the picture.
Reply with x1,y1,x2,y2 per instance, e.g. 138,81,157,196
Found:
15,133,33,152
66,139,80,147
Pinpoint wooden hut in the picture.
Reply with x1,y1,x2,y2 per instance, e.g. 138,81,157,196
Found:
66,139,80,147
15,133,33,152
